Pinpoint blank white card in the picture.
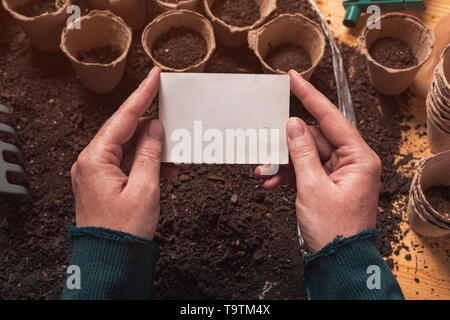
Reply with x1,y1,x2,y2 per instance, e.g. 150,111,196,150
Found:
159,73,289,164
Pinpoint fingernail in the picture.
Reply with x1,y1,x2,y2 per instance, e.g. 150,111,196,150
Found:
147,120,163,140
289,69,302,80
147,66,159,78
287,118,306,140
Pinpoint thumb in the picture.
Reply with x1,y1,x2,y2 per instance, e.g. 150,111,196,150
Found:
127,120,164,193
287,117,329,191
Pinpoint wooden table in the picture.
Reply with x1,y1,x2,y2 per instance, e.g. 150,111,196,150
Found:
316,0,450,300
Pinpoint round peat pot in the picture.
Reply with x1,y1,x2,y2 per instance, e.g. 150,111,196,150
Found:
87,0,147,29
410,174,449,229
156,0,203,13
358,13,434,96
203,0,276,48
248,13,325,80
407,151,450,237
141,10,215,72
60,10,132,93
2,0,70,51
427,44,450,154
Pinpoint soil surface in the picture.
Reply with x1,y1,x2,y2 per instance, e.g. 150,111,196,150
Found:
424,186,450,216
369,37,418,69
212,0,260,27
153,27,207,70
15,0,59,17
77,46,122,65
266,44,312,73
0,0,412,299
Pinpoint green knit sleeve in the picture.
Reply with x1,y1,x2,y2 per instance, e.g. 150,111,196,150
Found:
61,226,159,300
303,229,405,300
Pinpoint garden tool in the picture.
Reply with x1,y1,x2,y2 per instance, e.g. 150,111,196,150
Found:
0,104,30,201
343,0,426,28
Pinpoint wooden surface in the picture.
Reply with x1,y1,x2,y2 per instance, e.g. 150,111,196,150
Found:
316,0,450,300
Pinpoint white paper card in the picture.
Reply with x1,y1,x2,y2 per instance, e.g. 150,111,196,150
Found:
159,73,289,164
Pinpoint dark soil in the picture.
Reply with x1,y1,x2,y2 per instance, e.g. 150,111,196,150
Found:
268,0,318,21
369,37,418,69
266,44,312,73
0,0,411,300
212,0,260,27
153,27,207,70
77,46,122,64
15,0,58,17
424,186,450,216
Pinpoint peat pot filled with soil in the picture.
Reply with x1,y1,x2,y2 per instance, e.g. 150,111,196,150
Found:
60,10,132,93
359,13,434,96
142,10,215,72
408,151,450,237
2,0,70,51
203,0,276,47
156,0,203,12
427,43,450,154
87,0,147,30
248,13,325,80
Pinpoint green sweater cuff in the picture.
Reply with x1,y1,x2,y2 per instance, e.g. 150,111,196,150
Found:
61,226,159,300
303,229,404,300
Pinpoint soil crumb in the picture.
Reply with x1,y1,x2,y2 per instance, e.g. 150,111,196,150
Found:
266,44,312,73
369,37,418,69
77,46,122,64
212,0,260,27
153,27,207,70
15,0,59,17
424,185,450,216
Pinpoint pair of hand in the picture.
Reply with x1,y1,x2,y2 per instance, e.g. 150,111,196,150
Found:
71,67,381,252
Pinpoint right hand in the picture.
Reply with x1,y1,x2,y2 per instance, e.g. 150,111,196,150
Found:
256,70,382,253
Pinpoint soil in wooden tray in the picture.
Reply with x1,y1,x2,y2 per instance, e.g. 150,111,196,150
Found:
266,44,312,73
15,0,59,17
152,27,207,69
212,0,260,27
424,186,450,216
369,37,418,69
77,46,122,64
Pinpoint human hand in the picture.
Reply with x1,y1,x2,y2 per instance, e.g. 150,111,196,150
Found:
71,67,179,240
255,70,382,253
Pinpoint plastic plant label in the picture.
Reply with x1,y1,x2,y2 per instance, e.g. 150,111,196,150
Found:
159,72,290,165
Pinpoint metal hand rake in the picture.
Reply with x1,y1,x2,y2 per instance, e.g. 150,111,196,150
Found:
0,104,31,201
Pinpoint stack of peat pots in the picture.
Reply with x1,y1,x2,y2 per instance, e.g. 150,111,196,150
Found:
407,151,450,237
426,44,450,154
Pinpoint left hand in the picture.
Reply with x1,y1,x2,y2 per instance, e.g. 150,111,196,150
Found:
71,66,180,241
